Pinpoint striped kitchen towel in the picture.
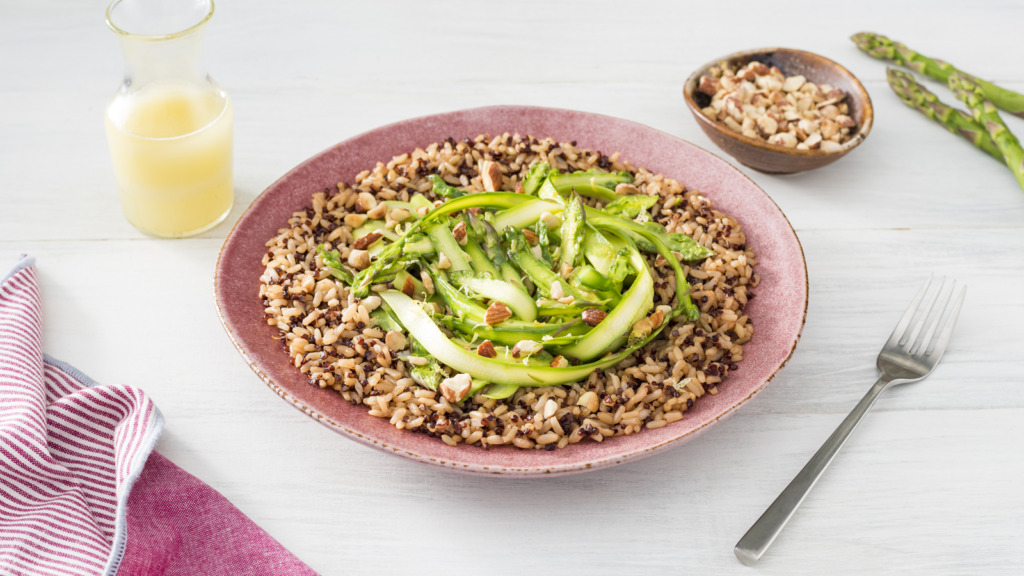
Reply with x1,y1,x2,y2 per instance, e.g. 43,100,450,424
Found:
0,256,317,576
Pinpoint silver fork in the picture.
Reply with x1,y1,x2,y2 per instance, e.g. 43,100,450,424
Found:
734,277,966,566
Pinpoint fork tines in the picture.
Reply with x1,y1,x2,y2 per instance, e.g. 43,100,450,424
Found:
888,277,966,358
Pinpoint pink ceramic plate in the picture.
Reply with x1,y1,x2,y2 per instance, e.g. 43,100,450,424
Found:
215,105,807,477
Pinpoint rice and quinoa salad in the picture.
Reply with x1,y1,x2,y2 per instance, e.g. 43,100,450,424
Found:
259,133,758,450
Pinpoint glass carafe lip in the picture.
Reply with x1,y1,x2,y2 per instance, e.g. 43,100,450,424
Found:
106,0,215,41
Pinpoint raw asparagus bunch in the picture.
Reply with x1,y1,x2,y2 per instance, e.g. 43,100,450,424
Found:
885,68,1003,161
947,72,1024,192
852,32,1024,117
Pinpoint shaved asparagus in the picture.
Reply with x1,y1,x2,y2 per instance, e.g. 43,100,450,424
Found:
380,290,669,388
318,161,717,399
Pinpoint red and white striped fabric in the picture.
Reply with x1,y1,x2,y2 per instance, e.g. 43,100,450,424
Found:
2,256,320,576
1,256,162,576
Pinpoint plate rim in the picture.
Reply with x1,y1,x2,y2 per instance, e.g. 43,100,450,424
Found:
214,104,808,477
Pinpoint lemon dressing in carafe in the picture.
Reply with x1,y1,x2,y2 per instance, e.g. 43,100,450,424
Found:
105,0,232,237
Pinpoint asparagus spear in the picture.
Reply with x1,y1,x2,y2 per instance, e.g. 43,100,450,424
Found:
948,72,1024,192
521,161,551,195
558,191,586,276
428,174,466,198
885,68,1003,161
548,169,632,202
851,32,1024,117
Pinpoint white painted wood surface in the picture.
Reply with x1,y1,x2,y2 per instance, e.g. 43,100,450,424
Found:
3,1,1023,574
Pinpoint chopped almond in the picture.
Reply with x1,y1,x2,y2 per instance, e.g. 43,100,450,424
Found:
484,301,512,326
351,231,382,250
476,340,497,358
582,308,607,327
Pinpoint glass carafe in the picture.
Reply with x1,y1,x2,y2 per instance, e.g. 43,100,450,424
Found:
105,0,233,238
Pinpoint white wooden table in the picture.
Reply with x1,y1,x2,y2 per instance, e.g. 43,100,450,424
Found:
3,1,1023,574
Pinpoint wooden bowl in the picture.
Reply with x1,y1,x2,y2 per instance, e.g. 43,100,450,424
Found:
683,47,873,174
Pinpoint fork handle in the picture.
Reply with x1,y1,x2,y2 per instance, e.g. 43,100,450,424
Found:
734,377,890,566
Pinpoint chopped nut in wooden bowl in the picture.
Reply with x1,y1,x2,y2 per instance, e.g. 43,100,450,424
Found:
684,47,873,174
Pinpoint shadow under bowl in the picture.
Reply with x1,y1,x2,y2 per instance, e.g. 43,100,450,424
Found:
683,47,873,174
